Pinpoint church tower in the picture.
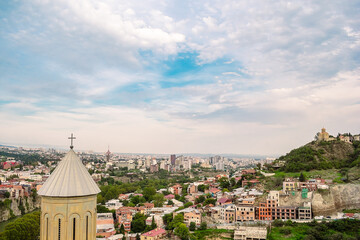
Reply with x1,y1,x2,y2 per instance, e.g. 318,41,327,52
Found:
38,134,100,240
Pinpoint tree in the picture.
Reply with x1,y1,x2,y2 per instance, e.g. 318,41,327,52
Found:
218,177,230,189
230,178,236,187
153,193,165,207
4,191,10,198
256,163,261,170
184,202,193,208
169,213,184,230
197,184,208,192
199,222,207,230
299,172,306,182
2,211,40,240
136,234,140,240
131,195,146,205
131,213,147,233
189,222,196,231
204,198,216,206
151,216,157,230
163,213,173,227
174,223,190,240
97,205,111,213
195,195,205,204
120,224,125,234
143,187,156,201
235,179,243,188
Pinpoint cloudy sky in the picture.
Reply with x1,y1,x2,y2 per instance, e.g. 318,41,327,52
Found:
0,0,359,155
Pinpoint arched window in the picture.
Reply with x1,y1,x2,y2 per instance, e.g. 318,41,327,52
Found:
73,218,76,240
58,219,61,240
86,216,89,240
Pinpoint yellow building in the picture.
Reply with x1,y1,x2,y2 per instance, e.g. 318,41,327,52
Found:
318,128,330,141
38,143,100,240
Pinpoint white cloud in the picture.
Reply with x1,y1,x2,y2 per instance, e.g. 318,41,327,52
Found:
1,0,360,154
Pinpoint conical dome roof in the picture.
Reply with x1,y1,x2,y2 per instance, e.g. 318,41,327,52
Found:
38,149,100,197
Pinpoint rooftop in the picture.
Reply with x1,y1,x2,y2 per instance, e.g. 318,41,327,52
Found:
38,149,100,197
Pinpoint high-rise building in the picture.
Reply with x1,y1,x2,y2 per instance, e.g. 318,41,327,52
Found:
170,154,176,166
38,142,100,240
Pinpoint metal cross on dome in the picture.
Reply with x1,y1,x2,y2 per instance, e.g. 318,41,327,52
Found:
68,133,76,149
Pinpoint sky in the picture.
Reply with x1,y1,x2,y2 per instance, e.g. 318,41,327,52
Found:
0,0,360,155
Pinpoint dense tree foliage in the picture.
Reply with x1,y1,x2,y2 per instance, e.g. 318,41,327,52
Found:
198,222,207,230
0,151,59,165
189,222,196,231
131,213,147,233
174,223,190,240
269,219,360,240
98,177,191,203
203,198,216,206
277,141,360,172
0,211,40,240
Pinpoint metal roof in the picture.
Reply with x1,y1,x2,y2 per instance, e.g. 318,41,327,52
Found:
38,149,100,197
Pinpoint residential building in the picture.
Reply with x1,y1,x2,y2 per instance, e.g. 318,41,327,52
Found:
217,198,232,206
234,226,267,240
220,204,236,223
235,205,255,222
183,209,201,226
298,202,312,220
141,228,166,240
96,213,116,238
242,179,260,188
271,206,297,220
169,184,182,195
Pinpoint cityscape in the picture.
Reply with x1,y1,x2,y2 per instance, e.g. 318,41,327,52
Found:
1,0,360,240
0,128,359,239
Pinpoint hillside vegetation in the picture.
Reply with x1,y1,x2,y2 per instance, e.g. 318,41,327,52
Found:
276,140,360,172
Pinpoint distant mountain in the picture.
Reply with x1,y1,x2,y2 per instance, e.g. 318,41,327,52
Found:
275,140,360,172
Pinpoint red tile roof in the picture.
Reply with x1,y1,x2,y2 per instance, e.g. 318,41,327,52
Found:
142,228,166,237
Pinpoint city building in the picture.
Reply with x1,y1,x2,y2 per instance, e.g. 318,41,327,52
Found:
96,213,116,238
141,228,166,240
169,184,182,195
235,205,255,222
298,202,312,220
234,226,267,240
170,155,176,166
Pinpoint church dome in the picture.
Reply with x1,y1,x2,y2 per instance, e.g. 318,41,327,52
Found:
38,149,100,197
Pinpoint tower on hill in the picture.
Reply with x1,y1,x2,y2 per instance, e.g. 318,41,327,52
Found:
38,134,100,240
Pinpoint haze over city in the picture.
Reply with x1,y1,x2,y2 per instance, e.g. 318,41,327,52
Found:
1,1,359,155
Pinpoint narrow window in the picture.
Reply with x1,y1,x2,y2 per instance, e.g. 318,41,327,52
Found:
73,218,76,240
58,219,61,240
86,216,89,240
46,217,48,240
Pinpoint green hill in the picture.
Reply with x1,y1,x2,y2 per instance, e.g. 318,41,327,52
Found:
276,140,360,172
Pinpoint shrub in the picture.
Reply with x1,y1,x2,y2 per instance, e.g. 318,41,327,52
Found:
279,227,291,235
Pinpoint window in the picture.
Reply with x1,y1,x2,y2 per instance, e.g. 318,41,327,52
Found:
46,217,48,240
58,219,61,240
86,216,89,240
73,218,76,240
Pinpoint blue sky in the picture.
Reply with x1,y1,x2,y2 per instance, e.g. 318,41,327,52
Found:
0,0,360,155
